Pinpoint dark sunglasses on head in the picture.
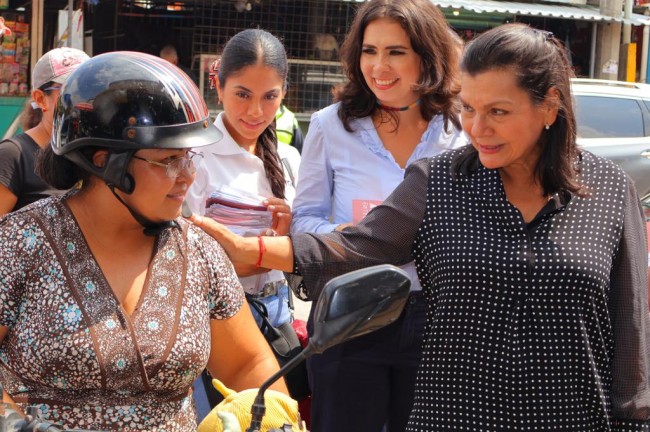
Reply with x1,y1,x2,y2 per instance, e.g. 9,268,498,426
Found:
39,83,62,92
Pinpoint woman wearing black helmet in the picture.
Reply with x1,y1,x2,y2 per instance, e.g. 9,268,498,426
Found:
0,52,291,431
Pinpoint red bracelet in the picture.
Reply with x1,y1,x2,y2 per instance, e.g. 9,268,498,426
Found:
255,235,266,267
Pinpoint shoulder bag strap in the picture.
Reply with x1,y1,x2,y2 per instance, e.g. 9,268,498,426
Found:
281,158,295,188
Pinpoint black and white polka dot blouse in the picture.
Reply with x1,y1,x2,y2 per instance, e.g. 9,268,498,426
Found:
291,148,650,431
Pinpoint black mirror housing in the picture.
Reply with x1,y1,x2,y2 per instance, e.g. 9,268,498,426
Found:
308,264,411,354
246,264,411,432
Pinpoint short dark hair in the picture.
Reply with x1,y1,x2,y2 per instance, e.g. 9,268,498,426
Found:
20,100,42,130
454,23,582,196
218,28,288,94
36,145,93,190
20,81,58,130
334,0,461,132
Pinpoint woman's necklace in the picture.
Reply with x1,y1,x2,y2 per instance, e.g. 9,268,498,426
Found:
376,99,421,112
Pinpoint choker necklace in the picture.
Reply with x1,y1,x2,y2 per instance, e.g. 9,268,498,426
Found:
376,99,421,112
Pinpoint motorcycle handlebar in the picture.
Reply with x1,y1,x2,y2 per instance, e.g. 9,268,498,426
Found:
0,405,106,432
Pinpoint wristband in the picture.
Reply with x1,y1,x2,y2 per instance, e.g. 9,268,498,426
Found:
255,235,266,268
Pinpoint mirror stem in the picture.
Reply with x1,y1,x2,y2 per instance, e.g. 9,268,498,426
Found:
246,345,315,432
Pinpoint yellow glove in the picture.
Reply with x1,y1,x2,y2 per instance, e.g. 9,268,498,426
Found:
197,378,306,432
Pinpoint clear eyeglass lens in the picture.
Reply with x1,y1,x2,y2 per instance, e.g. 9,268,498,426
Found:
166,152,202,178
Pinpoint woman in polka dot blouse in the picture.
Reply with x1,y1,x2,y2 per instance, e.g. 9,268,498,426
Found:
189,24,650,431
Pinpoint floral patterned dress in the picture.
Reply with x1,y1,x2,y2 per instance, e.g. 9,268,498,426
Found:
0,194,245,431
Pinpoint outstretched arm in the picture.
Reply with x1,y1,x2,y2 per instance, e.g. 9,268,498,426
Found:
188,158,432,302
188,213,295,273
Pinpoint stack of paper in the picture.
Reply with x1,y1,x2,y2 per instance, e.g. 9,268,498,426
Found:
205,185,271,237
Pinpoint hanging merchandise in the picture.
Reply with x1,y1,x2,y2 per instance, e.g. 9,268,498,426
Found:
0,17,9,35
0,14,29,96
56,8,83,50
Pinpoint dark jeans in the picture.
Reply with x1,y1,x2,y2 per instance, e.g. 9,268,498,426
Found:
307,291,426,432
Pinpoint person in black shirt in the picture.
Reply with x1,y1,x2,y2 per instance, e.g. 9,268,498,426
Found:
0,47,88,215
188,23,650,431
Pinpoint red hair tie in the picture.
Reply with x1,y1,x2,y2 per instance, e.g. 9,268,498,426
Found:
208,58,221,90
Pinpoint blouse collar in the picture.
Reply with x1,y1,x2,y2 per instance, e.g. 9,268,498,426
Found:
355,115,444,166
472,164,572,226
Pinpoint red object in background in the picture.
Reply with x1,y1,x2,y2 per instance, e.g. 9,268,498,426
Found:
293,319,309,348
0,17,11,36
292,319,311,429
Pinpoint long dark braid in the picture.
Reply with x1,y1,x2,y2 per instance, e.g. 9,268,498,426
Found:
256,120,286,199
217,29,289,199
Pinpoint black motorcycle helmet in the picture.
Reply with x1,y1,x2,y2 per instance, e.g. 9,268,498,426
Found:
51,51,221,234
52,50,220,193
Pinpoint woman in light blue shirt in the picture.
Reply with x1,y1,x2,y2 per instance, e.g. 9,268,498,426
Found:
290,0,467,431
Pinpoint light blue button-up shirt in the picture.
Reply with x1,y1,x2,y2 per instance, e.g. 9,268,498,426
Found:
291,103,467,291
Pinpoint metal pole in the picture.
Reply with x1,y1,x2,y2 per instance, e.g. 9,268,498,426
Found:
67,0,73,47
639,26,650,82
590,22,597,78
114,0,118,51
623,0,633,44
30,0,43,68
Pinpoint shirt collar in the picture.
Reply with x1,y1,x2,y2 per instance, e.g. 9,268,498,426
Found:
473,165,572,225
209,113,251,156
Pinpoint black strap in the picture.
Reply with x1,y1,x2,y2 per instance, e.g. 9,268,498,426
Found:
246,294,281,339
107,185,178,236
246,294,300,359
287,286,295,312
281,158,295,188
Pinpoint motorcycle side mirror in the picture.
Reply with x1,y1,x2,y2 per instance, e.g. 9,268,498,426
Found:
307,264,412,354
247,264,411,432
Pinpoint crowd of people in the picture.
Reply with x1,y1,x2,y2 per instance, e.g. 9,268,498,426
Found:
0,0,649,431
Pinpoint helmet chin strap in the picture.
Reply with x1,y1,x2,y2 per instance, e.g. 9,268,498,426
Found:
107,185,178,236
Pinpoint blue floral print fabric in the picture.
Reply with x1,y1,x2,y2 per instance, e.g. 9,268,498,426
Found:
0,193,244,431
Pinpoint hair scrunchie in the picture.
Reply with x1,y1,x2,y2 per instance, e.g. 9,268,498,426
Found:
208,58,221,90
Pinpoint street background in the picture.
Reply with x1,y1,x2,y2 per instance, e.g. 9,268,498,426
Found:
294,296,311,322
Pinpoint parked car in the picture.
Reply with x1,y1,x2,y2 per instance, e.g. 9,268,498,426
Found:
572,78,650,196
641,194,650,263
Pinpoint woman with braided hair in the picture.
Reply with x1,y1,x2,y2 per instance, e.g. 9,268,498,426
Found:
186,28,300,330
187,30,301,415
